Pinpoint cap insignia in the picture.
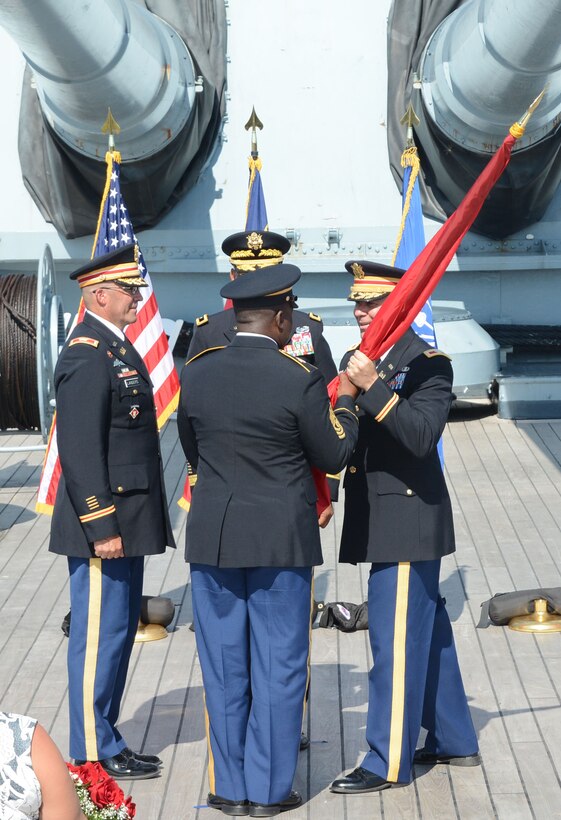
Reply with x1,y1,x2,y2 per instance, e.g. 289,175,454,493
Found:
247,232,264,251
351,262,365,279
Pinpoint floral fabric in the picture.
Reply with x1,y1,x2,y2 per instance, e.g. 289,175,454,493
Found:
0,713,41,819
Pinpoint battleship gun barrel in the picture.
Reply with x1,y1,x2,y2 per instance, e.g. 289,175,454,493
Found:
420,0,561,153
393,0,561,236
0,0,197,160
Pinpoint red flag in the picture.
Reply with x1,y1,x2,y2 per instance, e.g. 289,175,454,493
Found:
327,131,518,405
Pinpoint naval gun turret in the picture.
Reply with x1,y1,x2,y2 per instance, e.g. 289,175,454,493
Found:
389,0,561,238
0,0,226,237
387,0,561,416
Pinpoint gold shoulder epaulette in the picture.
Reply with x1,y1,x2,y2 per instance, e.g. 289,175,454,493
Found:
195,314,209,327
69,336,99,348
424,349,451,360
186,345,225,365
308,312,322,322
278,350,312,372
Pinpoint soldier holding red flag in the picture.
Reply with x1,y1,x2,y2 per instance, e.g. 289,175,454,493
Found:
330,261,479,796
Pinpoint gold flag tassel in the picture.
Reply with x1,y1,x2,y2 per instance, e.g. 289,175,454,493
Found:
391,147,421,266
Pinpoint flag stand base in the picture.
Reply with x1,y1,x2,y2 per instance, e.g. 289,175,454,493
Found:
135,621,168,642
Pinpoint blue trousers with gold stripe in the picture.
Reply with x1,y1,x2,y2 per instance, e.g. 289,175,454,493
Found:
67,556,144,761
362,560,478,784
190,565,312,806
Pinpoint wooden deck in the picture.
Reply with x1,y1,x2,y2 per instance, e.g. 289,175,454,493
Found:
2,407,561,819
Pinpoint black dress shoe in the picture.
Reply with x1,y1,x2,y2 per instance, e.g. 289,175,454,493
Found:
330,766,399,794
207,792,249,816
100,751,160,779
413,749,481,767
249,790,302,817
299,732,310,751
122,746,163,767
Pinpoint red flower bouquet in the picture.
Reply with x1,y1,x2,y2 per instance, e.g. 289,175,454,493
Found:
67,761,136,819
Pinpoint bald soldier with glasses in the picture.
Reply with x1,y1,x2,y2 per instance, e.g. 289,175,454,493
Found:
49,245,175,780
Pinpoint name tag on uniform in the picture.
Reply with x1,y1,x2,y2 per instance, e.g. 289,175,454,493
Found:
284,326,314,357
124,376,141,388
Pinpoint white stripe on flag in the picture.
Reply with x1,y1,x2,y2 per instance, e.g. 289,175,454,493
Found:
150,348,176,394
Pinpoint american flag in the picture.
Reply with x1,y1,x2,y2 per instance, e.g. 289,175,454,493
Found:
36,150,179,513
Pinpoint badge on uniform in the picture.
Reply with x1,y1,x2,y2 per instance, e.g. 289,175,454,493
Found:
129,404,140,419
387,372,407,391
284,326,314,357
124,376,140,388
119,346,127,356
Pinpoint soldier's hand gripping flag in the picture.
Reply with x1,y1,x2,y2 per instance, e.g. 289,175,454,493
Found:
36,150,179,514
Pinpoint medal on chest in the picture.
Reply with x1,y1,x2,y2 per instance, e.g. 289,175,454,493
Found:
284,326,314,357
387,371,408,391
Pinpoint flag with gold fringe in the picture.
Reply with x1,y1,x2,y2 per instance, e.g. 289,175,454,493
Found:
393,146,436,347
36,150,179,514
392,142,444,466
245,156,269,232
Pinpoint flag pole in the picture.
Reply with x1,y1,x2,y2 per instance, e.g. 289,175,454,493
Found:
244,106,263,159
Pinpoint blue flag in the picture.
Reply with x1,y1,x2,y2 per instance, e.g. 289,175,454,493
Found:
393,162,437,348
393,149,444,466
245,157,269,231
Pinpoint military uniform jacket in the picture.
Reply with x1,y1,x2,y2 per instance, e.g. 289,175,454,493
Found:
339,328,455,564
177,334,359,568
189,307,338,384
49,312,176,558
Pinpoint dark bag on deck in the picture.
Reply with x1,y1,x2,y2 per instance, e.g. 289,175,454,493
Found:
477,587,561,628
317,601,369,632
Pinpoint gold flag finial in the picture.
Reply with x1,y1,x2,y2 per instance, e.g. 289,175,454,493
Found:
101,107,121,149
510,85,548,139
400,102,420,147
244,107,264,158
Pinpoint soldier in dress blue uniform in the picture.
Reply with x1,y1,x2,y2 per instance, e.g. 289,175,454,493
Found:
330,261,480,797
178,264,359,817
49,245,176,780
187,230,339,754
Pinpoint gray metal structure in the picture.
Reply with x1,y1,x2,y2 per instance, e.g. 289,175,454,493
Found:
420,0,561,154
0,0,197,161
